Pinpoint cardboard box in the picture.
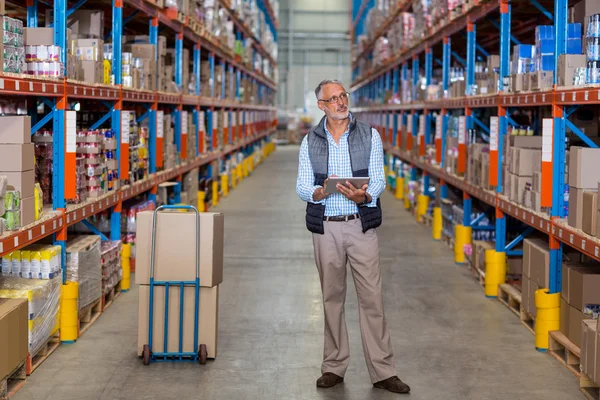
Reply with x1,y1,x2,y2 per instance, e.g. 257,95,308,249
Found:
560,297,570,338
583,191,598,236
0,116,31,144
68,10,103,38
569,267,600,311
24,27,55,46
0,144,34,171
569,147,600,189
527,238,550,288
573,0,600,37
558,54,587,86
596,330,600,384
0,299,28,381
596,210,600,240
522,275,531,313
3,170,35,198
21,195,35,227
135,211,224,287
510,135,544,149
582,319,597,378
569,188,596,230
569,304,587,347
124,44,156,60
511,175,530,205
531,71,554,91
137,284,219,359
531,190,542,213
507,257,523,276
563,263,570,302
515,148,539,177
77,60,103,83
512,74,525,92
530,280,539,318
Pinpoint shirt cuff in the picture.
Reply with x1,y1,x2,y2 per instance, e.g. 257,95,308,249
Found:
364,189,378,207
309,185,326,204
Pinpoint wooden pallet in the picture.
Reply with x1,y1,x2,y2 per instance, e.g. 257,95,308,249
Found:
26,331,60,375
102,281,122,312
0,361,26,400
520,307,535,336
548,330,581,378
580,372,600,400
497,283,522,317
78,298,102,337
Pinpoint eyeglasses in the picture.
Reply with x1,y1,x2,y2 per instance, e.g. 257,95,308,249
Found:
318,92,350,104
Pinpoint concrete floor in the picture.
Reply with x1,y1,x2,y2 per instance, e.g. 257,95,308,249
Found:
14,146,583,400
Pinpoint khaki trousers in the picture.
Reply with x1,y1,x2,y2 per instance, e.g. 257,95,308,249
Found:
312,218,397,383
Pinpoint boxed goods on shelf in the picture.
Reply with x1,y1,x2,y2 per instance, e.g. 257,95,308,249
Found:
66,235,102,311
101,240,122,295
580,319,598,382
521,238,550,319
1,244,62,280
0,276,60,357
2,16,24,74
567,146,600,229
0,298,28,381
67,9,104,39
561,260,600,349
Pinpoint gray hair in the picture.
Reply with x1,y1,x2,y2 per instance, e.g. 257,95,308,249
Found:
315,79,344,100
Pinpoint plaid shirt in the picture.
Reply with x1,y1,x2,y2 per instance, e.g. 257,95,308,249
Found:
296,116,386,217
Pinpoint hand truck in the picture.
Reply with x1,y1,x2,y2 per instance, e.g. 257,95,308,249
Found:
142,205,207,365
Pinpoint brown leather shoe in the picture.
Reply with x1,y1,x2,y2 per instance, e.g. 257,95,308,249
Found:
316,372,344,388
373,376,410,393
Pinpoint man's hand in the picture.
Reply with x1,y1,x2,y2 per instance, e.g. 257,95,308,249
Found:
337,181,371,204
313,177,334,202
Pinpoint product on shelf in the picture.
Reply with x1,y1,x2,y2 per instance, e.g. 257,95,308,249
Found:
0,126,36,228
0,276,61,357
101,240,122,295
2,16,25,74
66,235,102,310
1,244,62,279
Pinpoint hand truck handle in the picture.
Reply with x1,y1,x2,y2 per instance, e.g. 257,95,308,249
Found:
157,205,196,211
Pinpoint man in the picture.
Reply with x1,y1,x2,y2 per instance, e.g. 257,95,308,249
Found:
296,79,410,394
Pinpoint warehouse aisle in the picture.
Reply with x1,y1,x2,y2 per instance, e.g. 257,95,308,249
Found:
15,145,582,400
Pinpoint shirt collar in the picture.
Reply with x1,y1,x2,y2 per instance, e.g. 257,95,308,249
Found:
323,112,354,139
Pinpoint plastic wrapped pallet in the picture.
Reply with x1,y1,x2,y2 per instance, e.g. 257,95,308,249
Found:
66,235,102,310
101,240,122,295
0,276,60,356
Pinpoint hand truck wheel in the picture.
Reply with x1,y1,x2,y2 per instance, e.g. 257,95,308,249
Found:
142,344,152,365
198,344,208,365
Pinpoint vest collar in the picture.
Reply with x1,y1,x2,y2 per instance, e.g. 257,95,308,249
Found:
314,112,356,140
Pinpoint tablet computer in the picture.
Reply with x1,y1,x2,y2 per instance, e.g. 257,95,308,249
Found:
324,177,370,194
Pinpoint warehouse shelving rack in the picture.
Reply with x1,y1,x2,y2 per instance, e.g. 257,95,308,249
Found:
0,0,279,275
350,0,599,296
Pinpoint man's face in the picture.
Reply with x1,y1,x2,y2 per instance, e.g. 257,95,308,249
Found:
318,83,349,121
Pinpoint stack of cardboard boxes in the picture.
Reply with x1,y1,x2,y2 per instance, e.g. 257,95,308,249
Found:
66,10,107,84
581,317,600,383
135,210,224,359
162,113,177,170
466,143,491,190
502,136,542,210
0,116,36,230
122,43,157,91
522,238,550,319
568,147,600,233
561,262,600,348
0,299,28,383
181,168,199,207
